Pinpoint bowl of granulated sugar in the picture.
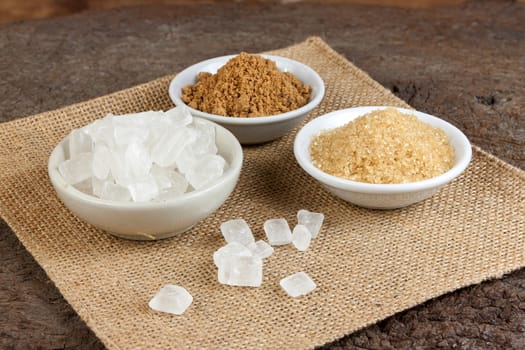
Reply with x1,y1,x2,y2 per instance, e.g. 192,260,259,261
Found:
169,53,324,144
294,106,472,209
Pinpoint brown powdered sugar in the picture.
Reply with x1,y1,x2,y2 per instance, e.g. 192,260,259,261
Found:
309,108,455,184
181,53,311,117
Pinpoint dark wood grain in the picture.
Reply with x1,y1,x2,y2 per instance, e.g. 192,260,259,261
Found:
0,1,524,349
0,0,468,25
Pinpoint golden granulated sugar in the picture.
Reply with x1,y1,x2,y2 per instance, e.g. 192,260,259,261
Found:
309,108,455,184
181,52,311,117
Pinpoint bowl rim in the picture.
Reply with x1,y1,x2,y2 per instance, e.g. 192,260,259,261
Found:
293,106,472,194
48,117,243,209
168,54,325,125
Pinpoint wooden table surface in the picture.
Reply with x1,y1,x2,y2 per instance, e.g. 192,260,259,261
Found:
0,0,475,24
1,1,524,349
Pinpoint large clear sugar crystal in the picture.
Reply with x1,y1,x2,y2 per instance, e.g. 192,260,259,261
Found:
185,154,225,190
220,219,254,246
280,272,316,297
217,255,263,287
91,143,111,180
213,242,252,267
148,285,193,315
292,224,312,251
68,128,92,157
58,153,93,185
297,209,324,238
247,240,274,259
99,181,131,202
263,218,292,246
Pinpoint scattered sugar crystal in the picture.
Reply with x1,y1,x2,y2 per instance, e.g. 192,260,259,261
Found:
185,154,226,190
248,240,274,259
91,143,111,180
57,106,227,202
148,285,193,315
297,209,324,239
213,242,252,267
220,219,254,246
292,225,312,252
69,129,92,157
263,218,292,246
218,255,263,287
280,272,316,297
99,181,131,202
58,153,93,185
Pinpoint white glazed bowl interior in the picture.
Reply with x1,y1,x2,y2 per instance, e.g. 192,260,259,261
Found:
169,54,325,144
294,106,472,209
48,117,243,240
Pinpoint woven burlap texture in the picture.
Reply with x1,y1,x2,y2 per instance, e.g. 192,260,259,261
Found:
0,37,524,350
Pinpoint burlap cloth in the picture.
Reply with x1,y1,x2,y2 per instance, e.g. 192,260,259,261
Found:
0,37,523,349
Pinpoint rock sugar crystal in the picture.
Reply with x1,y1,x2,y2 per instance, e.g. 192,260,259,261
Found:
280,272,316,298
220,219,255,246
148,285,193,315
297,209,324,239
292,224,312,251
263,218,292,246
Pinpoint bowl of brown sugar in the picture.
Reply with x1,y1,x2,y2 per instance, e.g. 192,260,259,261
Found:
169,53,324,144
294,106,472,209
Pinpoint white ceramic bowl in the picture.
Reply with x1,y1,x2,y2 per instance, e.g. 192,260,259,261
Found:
169,54,325,144
294,106,472,209
48,117,243,240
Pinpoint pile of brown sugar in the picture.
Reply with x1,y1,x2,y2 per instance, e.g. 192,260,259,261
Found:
181,53,311,117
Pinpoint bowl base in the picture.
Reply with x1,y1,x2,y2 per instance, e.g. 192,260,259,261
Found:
108,225,195,241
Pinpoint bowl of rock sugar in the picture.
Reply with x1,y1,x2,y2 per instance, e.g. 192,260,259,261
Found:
48,106,243,240
294,106,472,209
